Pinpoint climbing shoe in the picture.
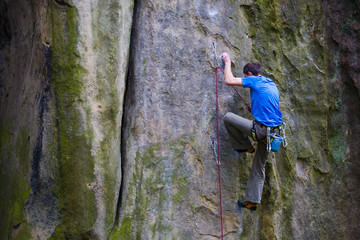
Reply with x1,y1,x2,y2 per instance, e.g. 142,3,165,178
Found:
237,200,258,211
235,147,255,153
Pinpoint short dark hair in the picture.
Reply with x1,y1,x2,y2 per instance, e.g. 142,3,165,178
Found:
243,62,261,76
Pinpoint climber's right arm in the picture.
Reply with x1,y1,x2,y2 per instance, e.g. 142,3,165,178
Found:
222,53,243,86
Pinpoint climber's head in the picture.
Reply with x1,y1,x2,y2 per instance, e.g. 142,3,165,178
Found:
243,62,261,76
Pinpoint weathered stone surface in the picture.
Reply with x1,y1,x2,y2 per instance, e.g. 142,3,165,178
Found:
0,0,133,239
113,0,360,239
0,0,359,239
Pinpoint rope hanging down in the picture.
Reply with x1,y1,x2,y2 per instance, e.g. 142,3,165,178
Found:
215,66,224,240
214,66,251,240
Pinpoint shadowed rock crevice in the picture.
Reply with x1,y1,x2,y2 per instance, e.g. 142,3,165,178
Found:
0,1,11,103
1,0,360,239
29,44,52,198
114,0,139,229
323,1,360,238
53,0,73,10
26,42,61,239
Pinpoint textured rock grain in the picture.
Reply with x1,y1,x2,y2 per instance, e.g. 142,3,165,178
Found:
0,0,133,239
114,0,360,239
0,0,359,239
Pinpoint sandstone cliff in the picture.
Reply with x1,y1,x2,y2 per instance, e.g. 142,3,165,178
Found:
0,0,359,239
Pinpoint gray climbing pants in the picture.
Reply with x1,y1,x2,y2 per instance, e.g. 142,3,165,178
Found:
223,112,268,204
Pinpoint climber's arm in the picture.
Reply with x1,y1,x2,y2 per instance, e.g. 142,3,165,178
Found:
222,53,243,86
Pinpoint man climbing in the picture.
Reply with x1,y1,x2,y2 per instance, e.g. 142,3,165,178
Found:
221,52,282,211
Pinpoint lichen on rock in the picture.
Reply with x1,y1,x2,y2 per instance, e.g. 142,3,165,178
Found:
0,0,359,239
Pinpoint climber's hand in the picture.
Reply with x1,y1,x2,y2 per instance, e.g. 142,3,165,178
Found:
222,52,231,64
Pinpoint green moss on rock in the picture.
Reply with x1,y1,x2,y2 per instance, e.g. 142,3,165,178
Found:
111,136,197,239
0,126,32,239
239,0,340,238
49,3,96,239
110,215,132,240
171,173,189,204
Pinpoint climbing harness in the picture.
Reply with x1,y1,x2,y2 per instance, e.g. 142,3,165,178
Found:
251,121,288,152
266,123,288,152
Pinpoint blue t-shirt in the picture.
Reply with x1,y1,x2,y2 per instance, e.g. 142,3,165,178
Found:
242,75,282,127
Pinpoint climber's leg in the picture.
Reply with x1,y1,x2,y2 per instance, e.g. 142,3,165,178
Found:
244,140,269,203
224,112,253,151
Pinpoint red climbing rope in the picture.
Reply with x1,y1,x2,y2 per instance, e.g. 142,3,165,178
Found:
215,66,224,240
214,66,251,240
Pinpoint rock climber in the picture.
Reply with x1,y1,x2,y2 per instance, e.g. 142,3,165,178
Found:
221,52,283,211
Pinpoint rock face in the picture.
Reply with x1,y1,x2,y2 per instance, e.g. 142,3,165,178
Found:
0,0,359,239
0,0,133,239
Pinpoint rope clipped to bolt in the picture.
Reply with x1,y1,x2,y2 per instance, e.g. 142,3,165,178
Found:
214,65,251,240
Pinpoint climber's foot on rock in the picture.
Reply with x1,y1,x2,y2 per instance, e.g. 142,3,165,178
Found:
235,146,255,153
237,200,258,211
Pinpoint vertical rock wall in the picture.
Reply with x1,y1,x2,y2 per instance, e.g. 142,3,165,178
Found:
113,0,360,239
113,1,256,239
0,0,359,239
0,0,133,239
0,0,48,238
